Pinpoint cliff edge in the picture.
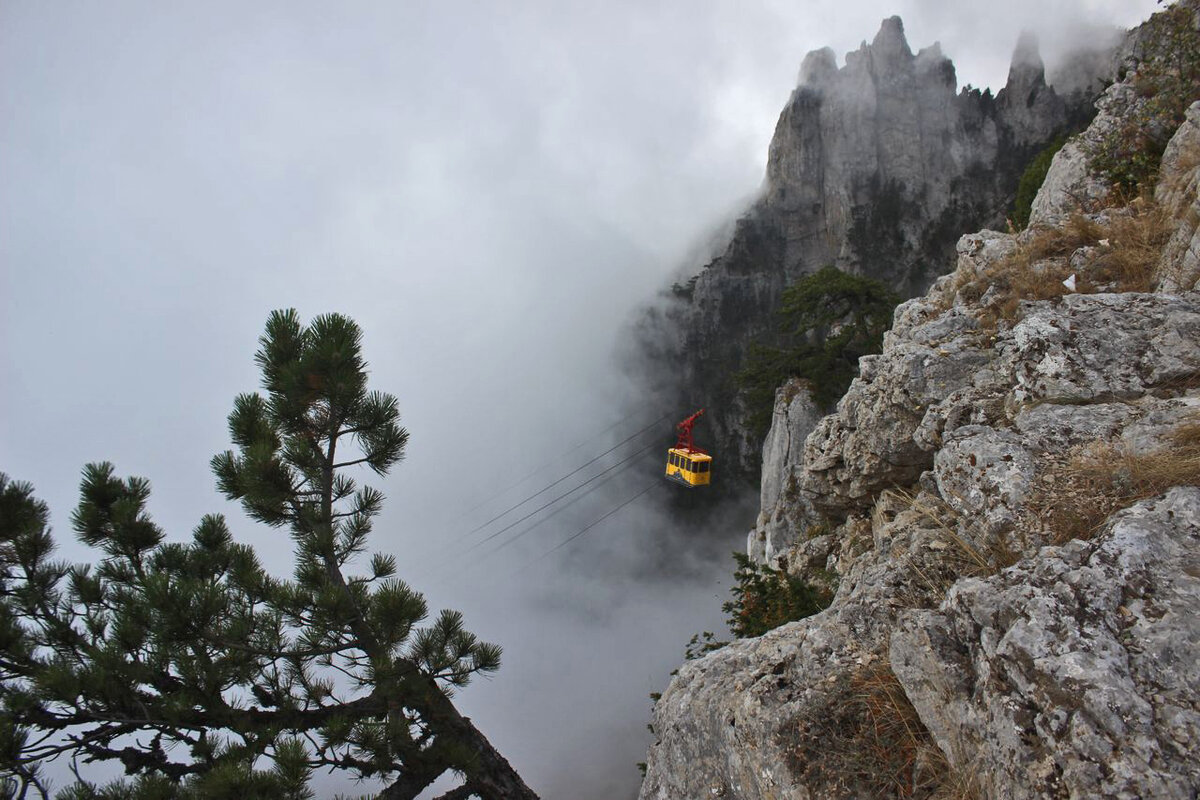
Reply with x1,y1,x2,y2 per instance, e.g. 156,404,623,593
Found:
641,4,1200,795
634,16,1106,479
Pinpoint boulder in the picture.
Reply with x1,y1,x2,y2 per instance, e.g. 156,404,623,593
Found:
892,488,1200,800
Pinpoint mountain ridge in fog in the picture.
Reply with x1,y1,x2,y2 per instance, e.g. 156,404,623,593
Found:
624,14,1120,482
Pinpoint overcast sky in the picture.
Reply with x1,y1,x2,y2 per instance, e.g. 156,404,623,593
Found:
1,1,1159,797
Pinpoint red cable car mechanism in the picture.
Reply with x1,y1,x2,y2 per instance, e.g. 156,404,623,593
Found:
665,409,713,488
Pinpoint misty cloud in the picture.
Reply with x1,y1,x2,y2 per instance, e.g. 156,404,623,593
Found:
0,2,1159,797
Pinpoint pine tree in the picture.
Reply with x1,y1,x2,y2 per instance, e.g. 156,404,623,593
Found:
734,266,899,434
0,310,537,800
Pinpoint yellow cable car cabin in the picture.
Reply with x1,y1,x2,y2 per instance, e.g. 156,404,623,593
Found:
665,409,712,488
665,447,712,488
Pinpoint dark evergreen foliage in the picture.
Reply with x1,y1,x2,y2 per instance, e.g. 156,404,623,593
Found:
1012,134,1070,229
675,549,832,668
0,311,536,800
722,552,831,639
735,267,899,436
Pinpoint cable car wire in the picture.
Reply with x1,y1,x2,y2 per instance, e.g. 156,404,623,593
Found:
462,438,662,557
427,439,660,578
456,410,663,520
457,413,667,543
519,480,662,572
473,448,639,558
417,438,657,575
462,440,661,566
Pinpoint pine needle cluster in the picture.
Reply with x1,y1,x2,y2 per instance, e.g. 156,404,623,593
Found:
0,310,535,800
735,267,899,435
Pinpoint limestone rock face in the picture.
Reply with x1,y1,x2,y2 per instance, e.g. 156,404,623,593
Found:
643,501,962,800
1157,101,1200,292
638,16,1099,478
1009,292,1200,404
638,5,1200,796
639,17,1200,791
645,281,1200,800
891,488,1200,800
748,379,823,565
639,614,857,800
797,301,994,520
795,286,1200,522
643,274,1200,796
1029,79,1143,225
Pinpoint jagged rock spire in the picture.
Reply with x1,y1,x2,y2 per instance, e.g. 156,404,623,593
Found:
871,15,913,63
799,46,837,87
1007,30,1048,89
997,30,1066,146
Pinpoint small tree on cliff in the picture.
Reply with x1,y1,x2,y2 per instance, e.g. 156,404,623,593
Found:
735,266,899,435
0,310,537,800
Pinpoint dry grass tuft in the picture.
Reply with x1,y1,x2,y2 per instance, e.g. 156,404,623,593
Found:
885,489,1020,580
1023,416,1200,545
1024,214,1107,262
1091,201,1174,289
1158,136,1200,205
952,200,1174,328
789,659,979,799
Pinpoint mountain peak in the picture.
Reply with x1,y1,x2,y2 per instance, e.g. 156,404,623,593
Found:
799,46,838,86
997,30,1064,145
1007,29,1047,86
871,15,912,62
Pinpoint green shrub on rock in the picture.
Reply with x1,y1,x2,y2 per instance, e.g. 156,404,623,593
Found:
1089,0,1200,192
736,266,898,436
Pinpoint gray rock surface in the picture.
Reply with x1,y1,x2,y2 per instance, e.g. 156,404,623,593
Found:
1158,101,1200,292
639,614,857,800
1029,80,1141,225
635,16,1100,477
796,286,1200,524
640,8,1200,800
892,488,1200,800
1008,292,1200,405
933,426,1034,536
748,379,823,565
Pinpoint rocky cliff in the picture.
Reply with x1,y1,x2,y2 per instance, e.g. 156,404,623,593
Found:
640,4,1200,795
633,18,1110,478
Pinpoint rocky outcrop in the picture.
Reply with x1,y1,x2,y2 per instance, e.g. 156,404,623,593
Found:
1157,101,1200,292
1029,79,1143,225
892,487,1200,800
644,287,1200,798
647,492,1200,800
640,14,1200,794
637,17,1105,478
747,379,823,565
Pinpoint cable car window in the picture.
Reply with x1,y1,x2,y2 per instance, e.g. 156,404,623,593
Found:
698,461,710,473
686,459,696,472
